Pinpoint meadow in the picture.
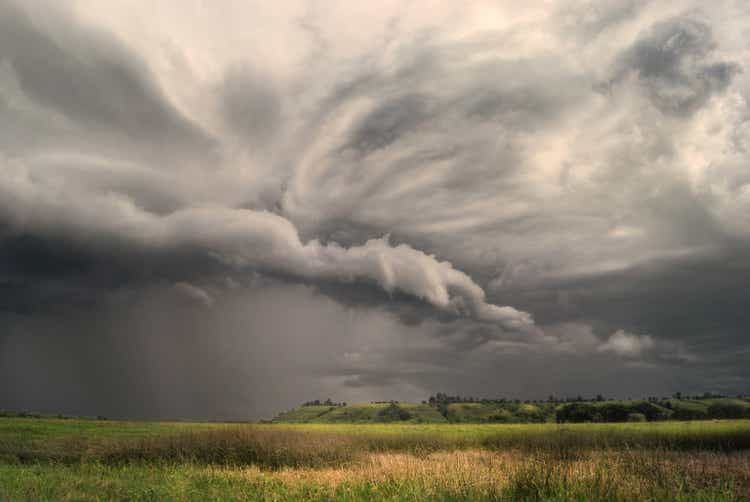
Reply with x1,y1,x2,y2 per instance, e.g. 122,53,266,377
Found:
1,417,750,500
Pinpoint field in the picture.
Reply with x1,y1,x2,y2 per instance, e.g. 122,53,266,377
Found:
2,418,750,500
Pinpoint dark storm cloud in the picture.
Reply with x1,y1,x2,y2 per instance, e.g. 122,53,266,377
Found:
2,0,750,419
555,243,750,348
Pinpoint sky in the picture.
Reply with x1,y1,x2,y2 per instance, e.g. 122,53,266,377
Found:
1,0,749,420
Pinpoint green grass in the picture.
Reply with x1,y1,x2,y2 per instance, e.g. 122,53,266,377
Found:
4,418,750,455
446,402,555,423
2,418,750,500
0,416,229,437
271,406,337,423
2,461,740,502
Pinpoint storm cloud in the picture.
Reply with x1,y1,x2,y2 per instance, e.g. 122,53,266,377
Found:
1,0,749,419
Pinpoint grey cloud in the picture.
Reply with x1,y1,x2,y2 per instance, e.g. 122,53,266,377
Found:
0,155,534,331
486,240,749,388
558,0,648,40
0,0,215,158
221,67,281,145
282,40,589,243
613,17,740,116
346,94,431,154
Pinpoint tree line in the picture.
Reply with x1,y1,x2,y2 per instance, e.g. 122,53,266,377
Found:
301,398,346,407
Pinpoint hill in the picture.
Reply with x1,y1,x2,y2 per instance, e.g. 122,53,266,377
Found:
446,401,557,423
273,402,447,424
272,397,750,424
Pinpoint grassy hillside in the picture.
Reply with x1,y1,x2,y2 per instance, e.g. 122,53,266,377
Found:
274,397,750,424
446,402,556,423
665,398,750,420
269,406,335,423
273,403,447,424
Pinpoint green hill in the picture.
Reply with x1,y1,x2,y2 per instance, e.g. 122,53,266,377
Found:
273,402,447,424
665,398,750,420
269,406,335,423
556,398,750,422
273,397,750,424
446,402,556,423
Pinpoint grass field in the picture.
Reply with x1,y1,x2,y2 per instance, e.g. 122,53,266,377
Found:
2,417,750,500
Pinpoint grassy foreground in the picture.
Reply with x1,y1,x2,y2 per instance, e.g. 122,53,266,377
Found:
1,418,750,500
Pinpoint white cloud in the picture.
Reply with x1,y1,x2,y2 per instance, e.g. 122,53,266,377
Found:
173,282,214,307
598,330,655,358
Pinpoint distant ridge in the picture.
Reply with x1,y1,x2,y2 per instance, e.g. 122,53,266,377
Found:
273,397,750,424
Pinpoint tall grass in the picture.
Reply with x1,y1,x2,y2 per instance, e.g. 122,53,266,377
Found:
2,449,748,500
2,419,750,500
4,421,750,467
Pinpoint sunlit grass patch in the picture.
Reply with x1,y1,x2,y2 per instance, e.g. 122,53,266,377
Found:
2,449,747,501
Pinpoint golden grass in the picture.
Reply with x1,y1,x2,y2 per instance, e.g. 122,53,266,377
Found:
4,419,750,499
226,449,750,499
266,450,515,488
